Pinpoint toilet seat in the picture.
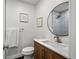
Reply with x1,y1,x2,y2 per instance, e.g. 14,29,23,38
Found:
22,47,34,55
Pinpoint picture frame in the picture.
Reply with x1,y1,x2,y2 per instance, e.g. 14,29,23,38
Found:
36,17,43,27
19,13,29,23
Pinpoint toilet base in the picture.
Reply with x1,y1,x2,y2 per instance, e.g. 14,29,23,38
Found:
24,55,34,59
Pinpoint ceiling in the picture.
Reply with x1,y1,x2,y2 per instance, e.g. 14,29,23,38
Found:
20,0,40,5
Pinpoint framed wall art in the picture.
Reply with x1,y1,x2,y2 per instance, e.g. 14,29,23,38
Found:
19,13,29,23
36,17,43,27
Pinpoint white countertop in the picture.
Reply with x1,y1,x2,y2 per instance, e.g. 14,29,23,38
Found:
34,38,70,58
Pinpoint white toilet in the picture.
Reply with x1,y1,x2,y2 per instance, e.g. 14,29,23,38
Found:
22,47,34,59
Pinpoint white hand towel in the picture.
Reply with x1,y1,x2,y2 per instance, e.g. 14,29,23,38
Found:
6,28,19,48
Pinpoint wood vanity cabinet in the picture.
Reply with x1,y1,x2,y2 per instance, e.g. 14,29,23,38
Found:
34,42,44,59
34,41,67,59
44,48,55,59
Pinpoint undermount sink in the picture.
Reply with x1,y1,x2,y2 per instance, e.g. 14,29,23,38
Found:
42,40,58,47
42,40,69,52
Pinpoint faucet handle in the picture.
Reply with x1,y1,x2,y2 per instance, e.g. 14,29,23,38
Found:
54,36,59,38
54,36,62,43
54,36,58,38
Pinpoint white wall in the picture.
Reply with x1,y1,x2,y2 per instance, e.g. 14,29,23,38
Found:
69,0,76,59
6,0,36,56
35,0,69,45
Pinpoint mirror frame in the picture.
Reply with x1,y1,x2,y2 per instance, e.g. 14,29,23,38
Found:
47,1,69,36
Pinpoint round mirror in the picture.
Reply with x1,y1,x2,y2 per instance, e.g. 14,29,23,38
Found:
47,2,69,36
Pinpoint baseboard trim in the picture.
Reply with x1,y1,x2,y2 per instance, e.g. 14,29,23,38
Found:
7,53,23,59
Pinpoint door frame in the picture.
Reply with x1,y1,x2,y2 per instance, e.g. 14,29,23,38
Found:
3,0,7,59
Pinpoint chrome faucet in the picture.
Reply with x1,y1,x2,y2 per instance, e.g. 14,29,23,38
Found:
54,35,62,43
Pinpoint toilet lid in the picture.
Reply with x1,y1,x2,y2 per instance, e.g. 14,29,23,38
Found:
22,47,34,52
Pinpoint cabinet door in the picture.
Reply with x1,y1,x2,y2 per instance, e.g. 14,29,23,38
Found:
44,48,55,59
34,42,44,59
55,54,67,59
